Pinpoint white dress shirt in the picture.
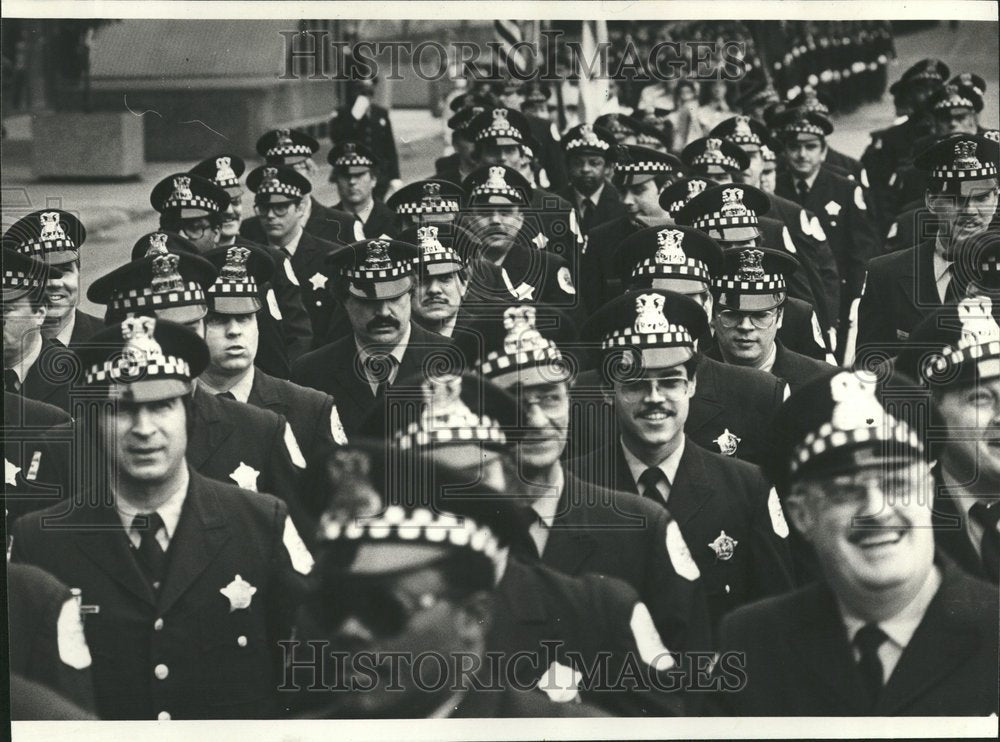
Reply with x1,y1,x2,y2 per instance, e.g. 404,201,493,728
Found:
54,311,77,347
620,436,686,504
116,468,190,552
279,225,305,258
933,234,955,303
574,182,605,216
198,366,256,404
529,465,564,557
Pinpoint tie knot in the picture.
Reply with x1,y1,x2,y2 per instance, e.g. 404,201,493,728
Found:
131,512,165,536
364,353,398,383
970,500,1000,530
4,367,21,392
217,390,237,401
854,623,888,653
638,467,667,491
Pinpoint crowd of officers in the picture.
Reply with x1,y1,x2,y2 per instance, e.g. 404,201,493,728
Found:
2,49,999,722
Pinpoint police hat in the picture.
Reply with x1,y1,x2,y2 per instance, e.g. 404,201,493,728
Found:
463,165,532,207
387,179,464,217
189,155,246,199
615,224,724,296
713,247,799,312
203,244,274,315
246,165,312,204
583,288,709,376
889,58,950,97
760,144,777,170
913,133,999,196
658,177,718,218
681,137,750,176
447,104,488,134
768,369,926,494
1,247,49,303
89,234,217,325
735,81,780,113
772,109,834,142
521,81,551,105
2,209,87,267
710,115,772,152
449,91,495,113
150,173,229,219
612,144,680,187
562,123,616,159
79,317,209,403
676,183,771,244
476,305,578,389
328,141,379,173
786,89,833,117
255,128,319,166
949,72,987,98
327,238,418,300
469,107,531,147
928,83,985,115
401,223,465,277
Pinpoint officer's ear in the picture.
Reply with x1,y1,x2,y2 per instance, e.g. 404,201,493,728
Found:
784,486,816,541
455,590,494,649
776,306,785,330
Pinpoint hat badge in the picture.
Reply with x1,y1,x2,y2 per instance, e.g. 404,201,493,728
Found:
957,294,1000,346
705,138,722,153
363,239,392,270
343,142,356,155
151,252,185,295
655,229,687,265
422,373,480,430
985,130,1000,144
422,182,442,202
171,175,193,201
733,116,752,137
215,156,237,182
736,248,766,280
502,305,546,354
580,124,600,146
634,293,671,334
721,187,749,216
221,246,250,280
417,225,445,255
261,167,280,189
492,107,511,129
119,316,163,377
687,179,708,198
829,372,884,433
760,144,775,160
953,140,982,170
320,449,383,526
485,166,509,191
276,128,292,146
145,232,169,258
38,212,66,242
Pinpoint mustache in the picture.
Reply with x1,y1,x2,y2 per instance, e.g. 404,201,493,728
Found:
366,317,400,331
638,404,674,416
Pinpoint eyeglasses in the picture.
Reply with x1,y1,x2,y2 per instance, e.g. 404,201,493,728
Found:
716,308,779,329
254,202,295,217
308,582,453,638
617,376,691,399
179,221,219,240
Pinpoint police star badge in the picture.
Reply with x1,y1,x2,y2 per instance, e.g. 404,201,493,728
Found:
713,428,741,456
5,458,21,486
229,461,260,491
308,272,328,291
634,293,670,333
537,661,583,703
708,530,738,561
220,574,257,612
825,200,842,217
655,229,686,265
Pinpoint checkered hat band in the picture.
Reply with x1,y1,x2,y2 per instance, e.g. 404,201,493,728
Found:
214,177,240,188
565,138,611,151
634,260,709,281
727,134,762,146
934,96,976,110
343,265,408,280
930,165,998,180
422,250,463,265
471,185,521,201
616,162,673,173
266,144,312,157
480,344,563,377
317,505,500,561
692,154,741,169
334,154,376,168
3,270,43,289
257,183,303,198
476,125,524,142
163,195,218,212
396,200,460,214
936,339,1000,372
782,123,825,137
713,275,786,292
602,327,693,350
209,279,259,297
694,213,759,229
85,354,191,385
17,238,77,256
109,282,205,312
790,417,923,474
396,423,507,450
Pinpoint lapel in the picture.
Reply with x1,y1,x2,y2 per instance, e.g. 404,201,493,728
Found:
395,323,447,383
156,471,233,614
186,387,237,469
72,500,157,606
248,369,288,416
291,231,323,278
544,472,600,575
686,357,725,436
913,240,939,310
22,340,64,405
498,557,549,625
667,441,716,526
364,200,397,238
68,310,103,348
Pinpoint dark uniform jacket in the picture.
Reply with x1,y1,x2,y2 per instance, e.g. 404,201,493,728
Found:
66,310,104,350
559,183,629,236
543,470,713,653
7,563,96,715
527,186,579,275
433,154,471,188
932,482,993,584
240,199,362,247
10,471,306,720
579,213,644,313
856,238,939,360
18,339,75,414
703,341,831,395
578,437,794,628
290,322,453,441
328,104,401,200
2,392,73,520
271,230,344,345
331,199,400,240
780,296,830,360
708,561,1000,716
525,112,568,192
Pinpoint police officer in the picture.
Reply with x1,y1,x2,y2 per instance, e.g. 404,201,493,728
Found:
857,134,1000,362
150,172,230,255
680,136,750,186
2,209,101,349
405,223,475,340
242,129,362,246
783,89,865,180
558,124,628,235
710,369,999,715
704,247,831,392
387,178,467,230
435,95,489,185
2,389,72,520
10,318,312,720
327,141,401,239
578,288,794,627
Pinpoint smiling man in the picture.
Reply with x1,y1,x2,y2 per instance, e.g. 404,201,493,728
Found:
709,369,999,716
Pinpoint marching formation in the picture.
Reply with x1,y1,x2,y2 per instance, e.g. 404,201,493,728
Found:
2,44,999,722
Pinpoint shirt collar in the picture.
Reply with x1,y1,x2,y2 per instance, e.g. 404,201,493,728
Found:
759,342,778,373
54,311,77,347
800,169,821,190
282,225,305,257
115,467,190,540
198,366,255,403
620,435,686,489
839,565,942,650
531,464,565,529
356,321,411,366
575,182,604,210
11,333,43,384
932,245,953,282
354,199,375,225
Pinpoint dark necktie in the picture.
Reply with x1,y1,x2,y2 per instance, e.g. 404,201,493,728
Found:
132,512,168,590
4,368,21,394
796,179,810,206
637,467,667,503
364,353,398,398
216,390,237,401
969,500,1000,582
854,623,888,709
510,505,541,562
580,198,595,231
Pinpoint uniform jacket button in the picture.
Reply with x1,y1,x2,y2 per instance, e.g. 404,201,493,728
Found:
154,618,164,631
157,711,171,721
154,663,169,680
237,635,248,648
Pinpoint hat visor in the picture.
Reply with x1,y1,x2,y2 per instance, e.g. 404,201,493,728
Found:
1,287,35,303
272,154,309,166
347,275,413,300
177,207,214,220
41,250,80,266
616,172,657,187
256,194,298,205
788,132,824,142
700,164,735,175
149,304,208,324
423,261,464,277
796,445,920,482
345,542,455,576
489,362,572,390
223,185,243,199
210,296,263,314
107,378,193,404
711,226,761,243
335,165,373,176
647,276,710,295
717,291,785,312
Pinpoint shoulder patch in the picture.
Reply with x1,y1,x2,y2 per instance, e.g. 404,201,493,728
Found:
284,422,307,469
330,404,349,445
781,226,797,254
860,168,870,188
811,311,826,351
283,258,300,286
809,215,827,241
557,266,576,295
853,185,867,211
768,487,790,539
283,515,315,575
536,661,582,703
57,598,92,670
886,221,898,240
630,602,676,672
266,288,283,320
666,520,700,581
